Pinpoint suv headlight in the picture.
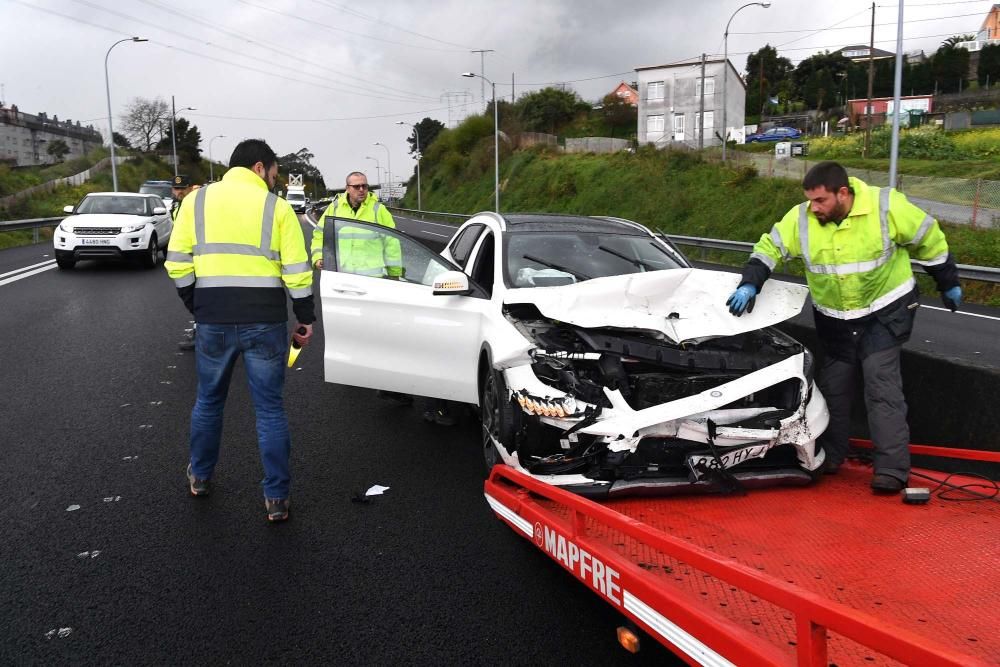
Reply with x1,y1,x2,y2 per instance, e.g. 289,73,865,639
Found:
58,221,73,233
121,223,148,233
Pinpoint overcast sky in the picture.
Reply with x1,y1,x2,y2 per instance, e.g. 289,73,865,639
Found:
1,0,993,189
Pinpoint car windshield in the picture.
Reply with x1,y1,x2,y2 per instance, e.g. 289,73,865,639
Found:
77,196,150,216
139,183,172,199
287,193,305,201
505,231,685,288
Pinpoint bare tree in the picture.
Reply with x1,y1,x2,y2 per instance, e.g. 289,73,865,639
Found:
121,97,170,152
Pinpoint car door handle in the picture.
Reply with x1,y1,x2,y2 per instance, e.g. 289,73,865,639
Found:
333,285,367,295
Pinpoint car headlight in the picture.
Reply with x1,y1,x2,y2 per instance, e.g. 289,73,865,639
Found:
121,223,148,233
802,347,815,385
58,222,73,233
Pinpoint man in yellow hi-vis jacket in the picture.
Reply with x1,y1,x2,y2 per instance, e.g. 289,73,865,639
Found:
165,138,314,522
726,161,961,495
310,171,402,279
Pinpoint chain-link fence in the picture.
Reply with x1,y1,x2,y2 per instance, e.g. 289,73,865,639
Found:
720,151,1000,229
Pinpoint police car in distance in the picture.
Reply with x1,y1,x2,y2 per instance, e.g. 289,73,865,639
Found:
54,192,173,269
316,212,830,498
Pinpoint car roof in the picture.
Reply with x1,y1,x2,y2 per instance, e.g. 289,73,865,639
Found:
86,192,152,198
141,180,173,185
500,213,650,235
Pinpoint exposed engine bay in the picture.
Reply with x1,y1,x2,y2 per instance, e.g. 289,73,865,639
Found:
493,303,828,497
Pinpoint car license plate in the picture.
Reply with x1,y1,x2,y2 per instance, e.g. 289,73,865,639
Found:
81,238,112,245
687,444,770,480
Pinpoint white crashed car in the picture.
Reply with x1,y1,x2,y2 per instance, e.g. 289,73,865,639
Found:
318,212,829,497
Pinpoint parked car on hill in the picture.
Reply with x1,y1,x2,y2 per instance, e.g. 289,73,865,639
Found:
315,212,830,498
54,192,172,269
745,127,803,143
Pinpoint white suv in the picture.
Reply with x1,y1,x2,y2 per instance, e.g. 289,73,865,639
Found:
54,192,173,269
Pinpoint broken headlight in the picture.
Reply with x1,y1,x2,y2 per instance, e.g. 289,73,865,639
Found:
515,391,578,419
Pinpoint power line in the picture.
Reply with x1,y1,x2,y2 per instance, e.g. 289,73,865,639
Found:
188,100,479,123
131,0,438,101
235,0,468,52
729,10,989,35
304,0,474,50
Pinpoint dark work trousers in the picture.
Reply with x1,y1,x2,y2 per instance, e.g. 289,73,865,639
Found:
816,344,910,483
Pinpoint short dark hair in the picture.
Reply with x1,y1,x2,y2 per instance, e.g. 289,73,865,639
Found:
345,171,366,184
803,161,852,193
229,139,278,170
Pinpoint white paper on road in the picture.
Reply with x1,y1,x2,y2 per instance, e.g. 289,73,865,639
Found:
365,484,390,496
66,505,80,511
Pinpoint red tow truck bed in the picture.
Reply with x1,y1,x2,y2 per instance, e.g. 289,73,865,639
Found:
484,445,1000,666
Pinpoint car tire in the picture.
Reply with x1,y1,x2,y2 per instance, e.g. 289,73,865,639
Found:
141,235,159,269
55,253,75,270
480,367,518,474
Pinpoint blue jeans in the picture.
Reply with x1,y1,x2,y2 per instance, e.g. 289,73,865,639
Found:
189,322,291,499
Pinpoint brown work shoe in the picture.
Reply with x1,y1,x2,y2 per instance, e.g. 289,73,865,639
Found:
265,498,290,522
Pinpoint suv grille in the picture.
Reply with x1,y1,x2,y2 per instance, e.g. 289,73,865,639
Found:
74,227,121,235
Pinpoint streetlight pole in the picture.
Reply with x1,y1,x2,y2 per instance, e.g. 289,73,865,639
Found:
722,2,770,162
105,36,146,192
463,72,499,212
395,121,422,211
170,96,196,177
373,142,391,203
365,156,381,193
208,134,225,181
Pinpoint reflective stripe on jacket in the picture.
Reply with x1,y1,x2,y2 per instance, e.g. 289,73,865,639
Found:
749,177,950,319
164,167,313,323
310,192,403,277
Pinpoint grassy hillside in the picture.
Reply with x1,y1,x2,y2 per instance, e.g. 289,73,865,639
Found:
404,141,1000,306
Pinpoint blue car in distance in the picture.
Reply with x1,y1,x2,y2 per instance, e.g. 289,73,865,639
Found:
746,127,803,142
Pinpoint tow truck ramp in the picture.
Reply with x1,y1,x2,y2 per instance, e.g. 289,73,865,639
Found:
484,444,999,666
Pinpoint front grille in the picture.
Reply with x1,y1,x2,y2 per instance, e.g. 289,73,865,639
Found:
74,227,121,235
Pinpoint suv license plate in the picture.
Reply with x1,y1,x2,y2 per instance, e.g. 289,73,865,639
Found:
81,238,112,245
687,444,770,480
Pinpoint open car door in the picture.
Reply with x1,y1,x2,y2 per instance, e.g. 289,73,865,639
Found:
320,217,489,403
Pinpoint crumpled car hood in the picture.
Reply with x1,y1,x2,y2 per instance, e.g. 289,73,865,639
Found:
503,268,808,344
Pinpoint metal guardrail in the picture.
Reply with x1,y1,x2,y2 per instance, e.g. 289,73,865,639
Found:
4,208,998,284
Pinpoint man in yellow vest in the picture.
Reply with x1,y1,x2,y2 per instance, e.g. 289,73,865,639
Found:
311,171,411,405
726,161,961,494
165,139,314,522
171,174,200,351
310,171,402,278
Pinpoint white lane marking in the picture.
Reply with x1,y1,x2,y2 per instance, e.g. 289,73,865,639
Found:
45,628,73,640
920,304,1000,321
400,219,459,229
0,261,57,287
0,258,56,280
421,231,451,238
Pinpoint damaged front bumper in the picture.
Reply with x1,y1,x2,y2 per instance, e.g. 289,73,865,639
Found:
492,352,830,497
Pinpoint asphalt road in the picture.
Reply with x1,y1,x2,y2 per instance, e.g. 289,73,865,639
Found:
0,228,680,665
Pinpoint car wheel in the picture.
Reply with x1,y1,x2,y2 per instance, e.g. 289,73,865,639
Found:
480,367,518,473
56,254,75,270
141,235,159,269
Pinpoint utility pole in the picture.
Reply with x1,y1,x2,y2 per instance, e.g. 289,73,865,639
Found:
889,0,904,188
471,49,494,112
511,73,515,104
759,56,766,117
699,53,706,149
864,1,875,158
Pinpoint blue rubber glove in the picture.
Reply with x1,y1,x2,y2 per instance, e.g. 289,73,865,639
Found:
726,284,757,317
942,286,962,312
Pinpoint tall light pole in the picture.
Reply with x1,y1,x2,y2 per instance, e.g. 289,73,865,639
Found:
395,121,422,211
170,97,196,177
208,134,225,182
365,156,381,192
105,36,147,192
722,2,770,162
373,142,391,203
462,72,499,212
888,0,904,188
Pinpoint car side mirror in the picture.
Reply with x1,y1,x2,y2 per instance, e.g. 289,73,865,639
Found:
152,206,167,215
63,205,74,214
432,270,472,296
